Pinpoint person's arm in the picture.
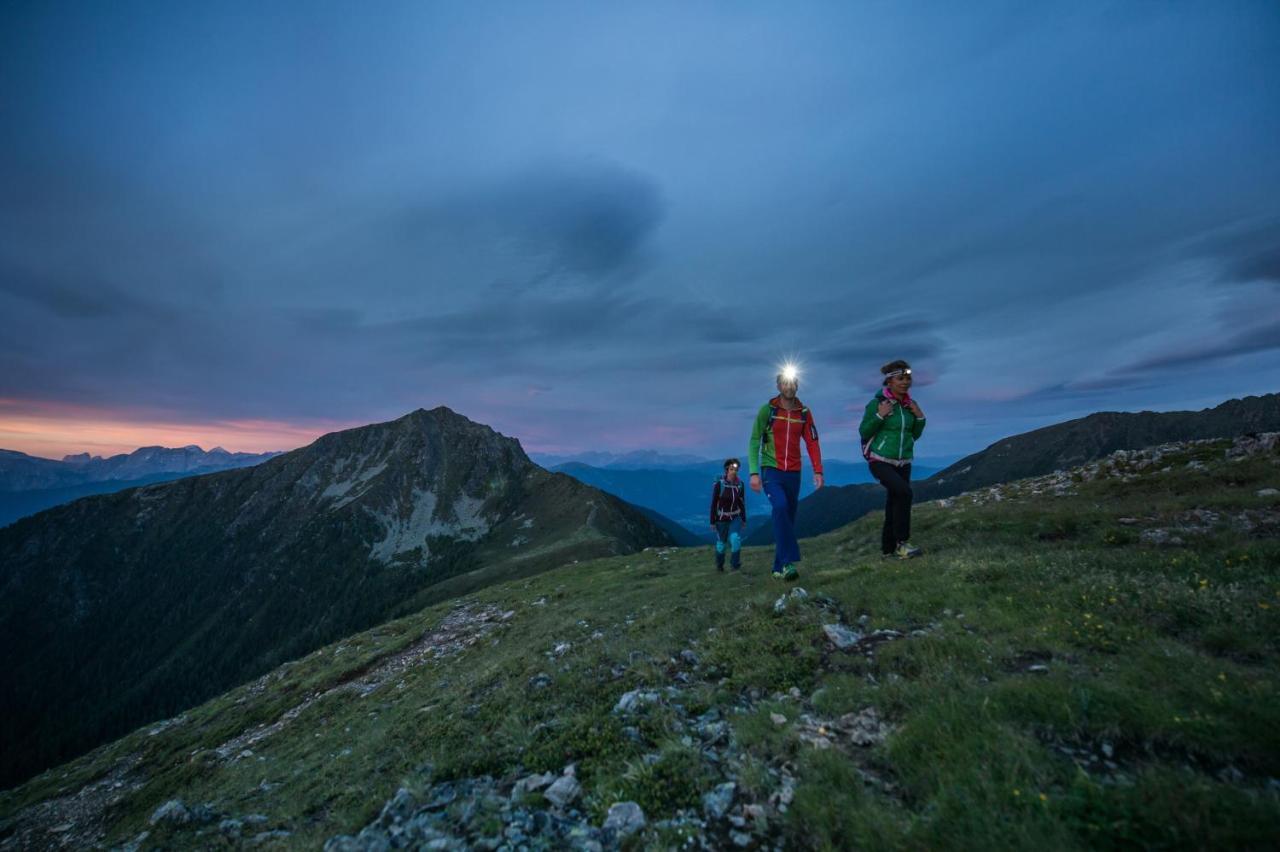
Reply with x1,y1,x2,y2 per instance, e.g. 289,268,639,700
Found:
911,409,926,440
747,405,768,477
803,409,823,479
709,480,721,527
858,398,885,441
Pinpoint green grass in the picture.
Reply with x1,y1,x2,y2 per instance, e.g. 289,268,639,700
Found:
2,441,1278,849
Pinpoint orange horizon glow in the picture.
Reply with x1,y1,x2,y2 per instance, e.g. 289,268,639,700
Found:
0,399,356,460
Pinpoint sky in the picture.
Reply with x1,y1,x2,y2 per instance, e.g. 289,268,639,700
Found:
2,1,1278,461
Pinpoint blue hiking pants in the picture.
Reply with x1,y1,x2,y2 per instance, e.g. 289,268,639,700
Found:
763,467,801,572
714,518,743,570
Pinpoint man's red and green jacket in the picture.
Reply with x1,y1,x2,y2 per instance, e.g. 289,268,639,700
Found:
748,396,823,476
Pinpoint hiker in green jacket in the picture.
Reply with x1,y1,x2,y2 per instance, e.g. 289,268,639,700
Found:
859,359,926,558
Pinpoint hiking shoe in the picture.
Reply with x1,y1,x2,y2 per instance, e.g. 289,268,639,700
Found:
772,570,784,580
783,565,799,581
894,542,922,559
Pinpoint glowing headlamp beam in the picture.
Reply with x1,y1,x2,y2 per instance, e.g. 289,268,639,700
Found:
779,363,799,384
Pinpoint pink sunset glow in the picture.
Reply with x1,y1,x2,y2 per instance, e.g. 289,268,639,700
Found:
0,399,354,460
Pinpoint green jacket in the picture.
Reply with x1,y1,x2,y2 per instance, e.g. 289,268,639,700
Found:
858,390,925,462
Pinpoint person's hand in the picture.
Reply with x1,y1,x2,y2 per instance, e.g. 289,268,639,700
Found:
814,473,824,490
908,400,924,419
877,399,894,418
749,473,762,493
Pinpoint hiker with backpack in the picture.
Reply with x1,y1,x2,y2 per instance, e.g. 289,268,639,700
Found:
748,367,824,580
860,359,926,559
709,458,747,571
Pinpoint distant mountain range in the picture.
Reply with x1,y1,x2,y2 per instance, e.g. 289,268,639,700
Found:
0,408,673,789
0,445,281,527
530,450,717,470
747,392,1280,545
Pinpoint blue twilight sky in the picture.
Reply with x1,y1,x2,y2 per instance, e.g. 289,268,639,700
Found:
2,1,1278,460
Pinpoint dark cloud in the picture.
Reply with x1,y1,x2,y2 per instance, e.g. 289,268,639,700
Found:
1199,219,1280,285
0,271,127,319
390,161,664,291
1,2,1278,458
1119,319,1280,374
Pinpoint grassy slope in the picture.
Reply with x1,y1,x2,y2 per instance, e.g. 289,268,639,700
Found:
3,440,1278,849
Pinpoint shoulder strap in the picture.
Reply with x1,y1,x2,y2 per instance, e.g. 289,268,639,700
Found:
764,404,779,434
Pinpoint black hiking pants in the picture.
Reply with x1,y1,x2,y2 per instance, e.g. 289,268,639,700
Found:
869,461,912,554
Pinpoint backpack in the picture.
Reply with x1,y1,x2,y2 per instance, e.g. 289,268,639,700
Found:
861,394,883,462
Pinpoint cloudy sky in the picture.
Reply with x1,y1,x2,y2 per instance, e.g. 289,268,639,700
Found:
2,1,1278,461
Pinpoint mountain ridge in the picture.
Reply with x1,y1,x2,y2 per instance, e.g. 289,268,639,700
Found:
0,445,281,493
0,406,673,789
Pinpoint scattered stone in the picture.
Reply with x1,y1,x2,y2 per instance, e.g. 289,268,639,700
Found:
702,782,736,820
378,782,419,823
543,775,581,809
797,708,891,750
150,799,191,826
247,830,292,846
1101,742,1114,759
603,801,645,837
528,672,552,690
822,623,863,649
790,587,808,601
512,772,555,798
770,712,787,726
219,818,244,836
1140,528,1184,546
680,649,700,666
698,720,730,744
730,830,754,847
613,689,660,714
1257,488,1279,498
1218,765,1245,783
551,642,572,657
1027,664,1049,674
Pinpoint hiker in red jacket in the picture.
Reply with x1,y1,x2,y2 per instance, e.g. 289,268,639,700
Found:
748,367,823,580
709,458,747,572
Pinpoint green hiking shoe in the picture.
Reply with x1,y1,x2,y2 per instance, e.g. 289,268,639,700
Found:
771,570,784,579
894,542,922,559
783,564,799,581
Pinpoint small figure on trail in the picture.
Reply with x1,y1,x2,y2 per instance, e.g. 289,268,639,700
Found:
859,359,927,558
748,365,824,581
710,458,747,572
